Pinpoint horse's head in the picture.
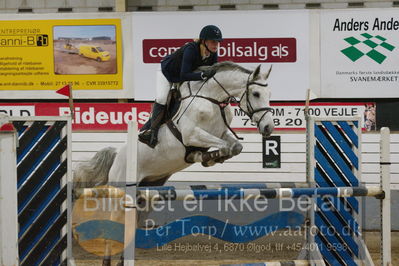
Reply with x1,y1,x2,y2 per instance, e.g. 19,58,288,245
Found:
239,64,274,137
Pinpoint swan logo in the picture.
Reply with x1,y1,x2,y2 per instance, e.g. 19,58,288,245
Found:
341,33,395,64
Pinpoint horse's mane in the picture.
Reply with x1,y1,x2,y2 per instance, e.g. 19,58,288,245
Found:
198,61,252,74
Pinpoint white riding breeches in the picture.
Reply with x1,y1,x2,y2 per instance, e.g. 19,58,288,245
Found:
156,71,172,105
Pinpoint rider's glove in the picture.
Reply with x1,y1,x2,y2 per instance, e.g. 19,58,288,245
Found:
201,69,216,80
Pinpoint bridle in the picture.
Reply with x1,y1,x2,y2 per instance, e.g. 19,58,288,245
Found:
212,73,273,125
177,71,273,139
240,74,273,122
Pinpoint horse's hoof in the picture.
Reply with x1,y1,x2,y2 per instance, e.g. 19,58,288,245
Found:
231,142,243,155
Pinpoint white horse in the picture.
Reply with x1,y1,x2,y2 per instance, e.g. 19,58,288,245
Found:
73,61,274,265
74,61,274,189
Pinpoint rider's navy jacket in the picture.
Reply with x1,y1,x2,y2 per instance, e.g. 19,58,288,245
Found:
161,41,218,83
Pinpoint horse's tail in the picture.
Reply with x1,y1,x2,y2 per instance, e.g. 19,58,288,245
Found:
73,147,117,193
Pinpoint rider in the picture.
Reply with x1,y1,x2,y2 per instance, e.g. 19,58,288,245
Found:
139,25,223,148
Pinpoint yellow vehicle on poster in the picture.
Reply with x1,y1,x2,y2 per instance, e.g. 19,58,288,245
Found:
79,45,110,62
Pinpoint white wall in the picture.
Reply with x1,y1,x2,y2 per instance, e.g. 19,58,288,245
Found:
126,0,396,11
1,0,394,14
1,0,115,13
72,131,399,188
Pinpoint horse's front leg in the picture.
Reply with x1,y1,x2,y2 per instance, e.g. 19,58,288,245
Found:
201,130,243,166
222,130,243,156
183,126,230,163
183,126,229,149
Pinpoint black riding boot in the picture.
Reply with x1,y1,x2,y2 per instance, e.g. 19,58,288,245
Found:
138,102,166,148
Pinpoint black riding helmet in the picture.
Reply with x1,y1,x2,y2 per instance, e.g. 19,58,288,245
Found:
199,25,223,42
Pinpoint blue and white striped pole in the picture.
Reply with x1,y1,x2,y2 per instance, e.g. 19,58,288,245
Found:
82,186,384,200
134,186,383,201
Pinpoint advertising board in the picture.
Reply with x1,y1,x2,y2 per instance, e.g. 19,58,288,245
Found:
132,10,310,101
321,9,399,98
0,13,133,99
0,102,373,131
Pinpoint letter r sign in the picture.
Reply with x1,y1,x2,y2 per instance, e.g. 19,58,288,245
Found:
262,136,281,168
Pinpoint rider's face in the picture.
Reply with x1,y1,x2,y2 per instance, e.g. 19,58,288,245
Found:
204,40,220,53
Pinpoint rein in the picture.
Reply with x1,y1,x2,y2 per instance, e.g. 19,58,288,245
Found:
176,79,208,124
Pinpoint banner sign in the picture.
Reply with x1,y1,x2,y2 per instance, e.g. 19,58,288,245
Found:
0,102,375,132
132,11,310,101
321,9,399,98
0,17,123,97
232,102,375,131
143,38,296,63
